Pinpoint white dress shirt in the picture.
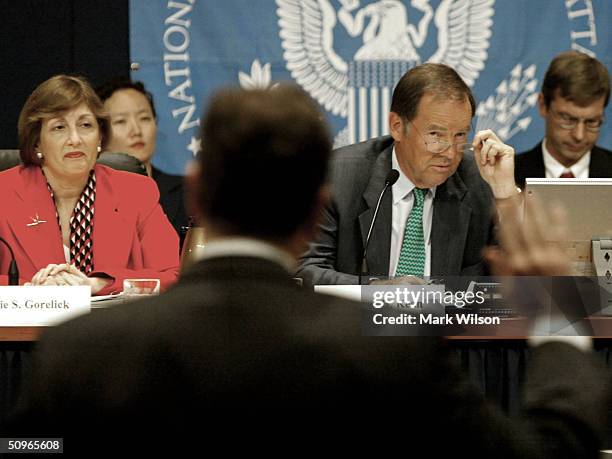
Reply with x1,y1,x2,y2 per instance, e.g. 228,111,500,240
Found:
388,147,436,277
542,138,590,179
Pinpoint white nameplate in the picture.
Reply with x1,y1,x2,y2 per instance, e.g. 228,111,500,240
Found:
0,286,91,326
314,285,363,301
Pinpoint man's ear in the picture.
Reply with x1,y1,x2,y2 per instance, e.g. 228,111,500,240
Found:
389,112,405,142
537,93,547,118
184,161,205,225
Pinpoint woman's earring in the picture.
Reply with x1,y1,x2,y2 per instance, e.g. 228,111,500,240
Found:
97,145,102,153
36,151,43,159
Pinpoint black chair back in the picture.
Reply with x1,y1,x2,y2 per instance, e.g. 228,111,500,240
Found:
0,150,21,171
97,152,147,176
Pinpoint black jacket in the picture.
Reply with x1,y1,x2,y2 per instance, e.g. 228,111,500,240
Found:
5,256,608,457
515,142,612,188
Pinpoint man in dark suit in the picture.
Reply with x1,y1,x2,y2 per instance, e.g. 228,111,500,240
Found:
515,50,612,187
5,86,608,458
298,63,519,285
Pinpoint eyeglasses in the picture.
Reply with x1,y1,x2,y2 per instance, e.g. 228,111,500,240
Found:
549,108,605,133
410,121,472,154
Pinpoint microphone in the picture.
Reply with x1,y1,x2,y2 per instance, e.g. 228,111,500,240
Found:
358,169,400,285
0,236,19,286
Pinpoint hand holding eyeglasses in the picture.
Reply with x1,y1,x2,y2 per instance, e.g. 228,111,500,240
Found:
472,129,518,200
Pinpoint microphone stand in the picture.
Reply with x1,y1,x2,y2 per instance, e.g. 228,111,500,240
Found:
358,169,399,285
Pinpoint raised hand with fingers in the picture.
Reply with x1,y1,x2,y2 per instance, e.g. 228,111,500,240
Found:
472,129,518,200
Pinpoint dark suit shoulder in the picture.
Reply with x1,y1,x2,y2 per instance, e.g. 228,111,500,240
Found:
515,144,543,168
12,262,607,457
514,143,612,184
593,145,612,156
515,144,544,187
151,166,189,239
332,135,394,163
328,136,393,202
590,145,612,177
152,166,184,194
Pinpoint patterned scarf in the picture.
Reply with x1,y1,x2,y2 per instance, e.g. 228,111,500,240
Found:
46,170,96,274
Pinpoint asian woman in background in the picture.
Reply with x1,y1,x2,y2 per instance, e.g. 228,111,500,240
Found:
96,78,189,244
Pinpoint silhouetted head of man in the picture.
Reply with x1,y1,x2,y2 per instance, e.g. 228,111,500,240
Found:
187,85,332,258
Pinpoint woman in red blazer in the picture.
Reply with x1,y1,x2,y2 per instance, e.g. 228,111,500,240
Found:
0,75,179,295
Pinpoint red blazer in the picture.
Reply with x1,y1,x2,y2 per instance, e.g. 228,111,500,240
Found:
0,165,179,295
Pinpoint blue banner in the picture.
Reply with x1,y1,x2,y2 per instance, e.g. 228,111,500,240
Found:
130,0,612,176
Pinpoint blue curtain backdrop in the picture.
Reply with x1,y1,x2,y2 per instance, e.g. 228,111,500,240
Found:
129,0,612,176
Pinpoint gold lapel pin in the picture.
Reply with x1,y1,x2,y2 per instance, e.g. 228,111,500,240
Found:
26,213,47,227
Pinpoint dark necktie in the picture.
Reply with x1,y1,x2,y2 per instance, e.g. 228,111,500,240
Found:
559,171,575,178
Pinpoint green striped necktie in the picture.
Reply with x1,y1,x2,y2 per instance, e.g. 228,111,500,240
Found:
395,187,426,277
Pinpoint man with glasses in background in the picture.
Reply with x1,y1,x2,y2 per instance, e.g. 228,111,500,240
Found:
297,63,520,285
515,51,611,187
